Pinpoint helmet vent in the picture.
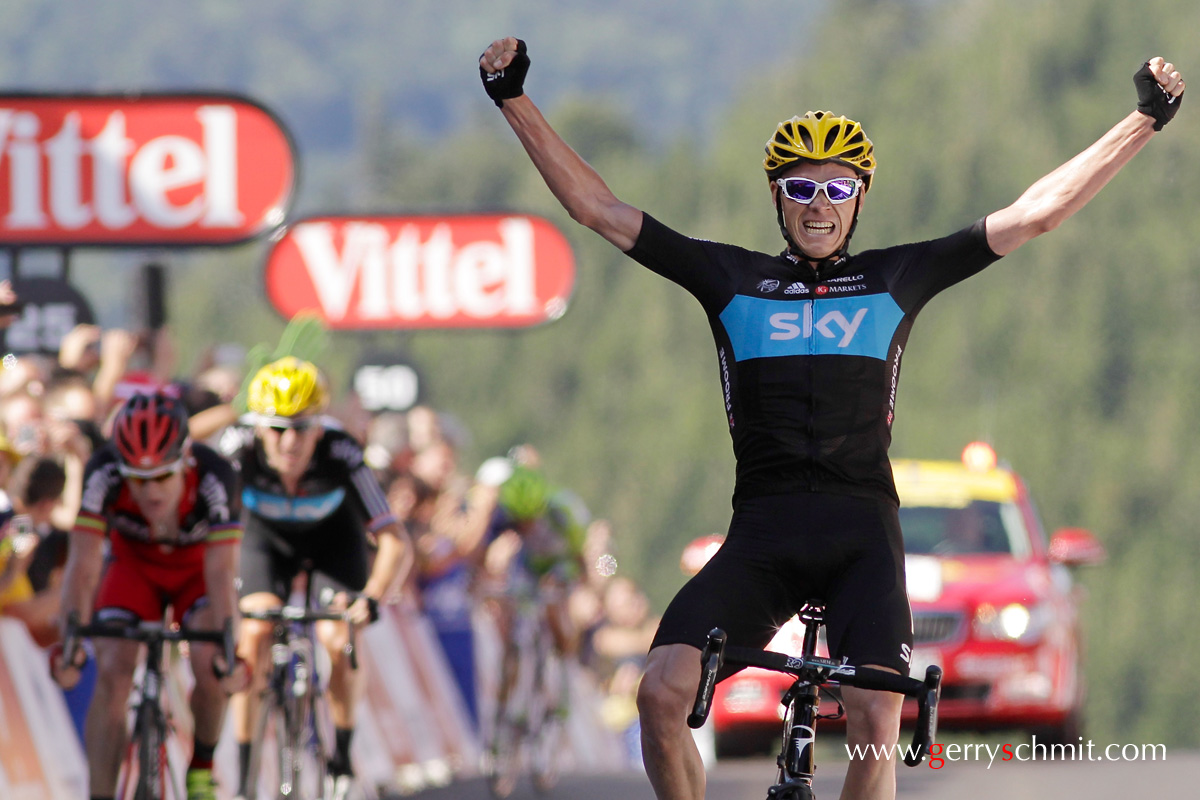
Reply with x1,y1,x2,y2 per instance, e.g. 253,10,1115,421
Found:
823,125,842,153
796,126,814,152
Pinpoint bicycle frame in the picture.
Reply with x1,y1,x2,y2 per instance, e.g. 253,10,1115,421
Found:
776,604,825,792
62,614,234,800
689,603,942,800
242,577,358,800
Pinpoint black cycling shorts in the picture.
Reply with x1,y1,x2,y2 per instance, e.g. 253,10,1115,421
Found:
238,502,371,602
651,492,913,676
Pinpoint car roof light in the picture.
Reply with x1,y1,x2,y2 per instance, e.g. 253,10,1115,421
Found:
961,441,998,472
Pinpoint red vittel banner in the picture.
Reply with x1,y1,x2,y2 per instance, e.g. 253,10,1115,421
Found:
265,214,576,329
0,94,296,246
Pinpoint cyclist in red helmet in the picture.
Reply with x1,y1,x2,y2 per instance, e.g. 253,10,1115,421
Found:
56,392,244,800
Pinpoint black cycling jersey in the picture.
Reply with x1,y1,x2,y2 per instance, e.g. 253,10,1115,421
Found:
626,214,1002,506
222,420,397,600
221,421,396,535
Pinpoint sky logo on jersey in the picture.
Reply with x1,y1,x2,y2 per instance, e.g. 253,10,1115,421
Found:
242,487,347,522
719,292,906,361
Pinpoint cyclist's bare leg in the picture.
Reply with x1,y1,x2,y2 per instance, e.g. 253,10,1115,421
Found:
487,597,517,708
636,643,705,800
316,619,361,730
86,637,140,796
544,596,579,657
230,592,283,741
839,668,904,800
186,604,230,752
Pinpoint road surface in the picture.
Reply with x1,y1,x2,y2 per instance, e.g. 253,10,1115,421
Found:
405,749,1197,800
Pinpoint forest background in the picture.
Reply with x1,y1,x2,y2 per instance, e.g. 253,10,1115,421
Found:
2,0,1198,746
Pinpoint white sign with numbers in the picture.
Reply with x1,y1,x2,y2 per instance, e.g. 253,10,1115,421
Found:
354,364,419,412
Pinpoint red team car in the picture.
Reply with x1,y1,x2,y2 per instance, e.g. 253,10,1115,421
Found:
688,443,1106,757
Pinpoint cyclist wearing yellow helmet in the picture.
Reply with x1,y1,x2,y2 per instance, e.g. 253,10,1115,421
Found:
224,357,412,798
481,38,1182,800
763,110,876,269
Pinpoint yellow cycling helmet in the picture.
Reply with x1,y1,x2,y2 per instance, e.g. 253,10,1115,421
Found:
763,111,876,191
246,357,329,418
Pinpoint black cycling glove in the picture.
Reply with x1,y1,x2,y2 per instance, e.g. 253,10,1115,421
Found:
1134,61,1183,131
480,39,530,108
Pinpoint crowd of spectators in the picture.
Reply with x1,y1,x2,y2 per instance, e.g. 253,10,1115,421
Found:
0,292,661,761
360,405,660,761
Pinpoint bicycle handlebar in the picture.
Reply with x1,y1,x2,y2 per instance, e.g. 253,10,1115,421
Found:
242,602,361,671
62,612,237,676
687,628,942,766
241,606,350,624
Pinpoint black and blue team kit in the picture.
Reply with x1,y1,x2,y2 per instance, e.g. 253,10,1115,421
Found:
223,423,397,601
627,213,1002,674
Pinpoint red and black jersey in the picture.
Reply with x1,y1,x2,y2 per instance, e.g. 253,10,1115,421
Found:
73,442,243,554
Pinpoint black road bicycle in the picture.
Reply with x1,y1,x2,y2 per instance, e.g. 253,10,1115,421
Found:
689,602,942,800
242,576,360,800
63,613,235,800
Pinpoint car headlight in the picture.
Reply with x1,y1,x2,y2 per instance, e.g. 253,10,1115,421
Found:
973,602,1049,642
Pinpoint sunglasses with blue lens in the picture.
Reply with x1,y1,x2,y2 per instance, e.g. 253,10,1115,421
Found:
775,176,862,205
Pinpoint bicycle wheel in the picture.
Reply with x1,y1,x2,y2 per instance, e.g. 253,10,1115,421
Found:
116,715,143,800
529,650,566,794
292,686,334,800
485,696,523,799
278,693,307,799
485,646,526,800
244,685,289,800
134,701,169,800
251,684,305,800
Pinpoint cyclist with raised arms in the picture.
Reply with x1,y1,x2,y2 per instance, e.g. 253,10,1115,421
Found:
480,38,1183,800
56,392,243,800
224,357,412,799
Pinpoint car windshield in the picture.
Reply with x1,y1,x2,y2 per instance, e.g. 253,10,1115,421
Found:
900,500,1031,557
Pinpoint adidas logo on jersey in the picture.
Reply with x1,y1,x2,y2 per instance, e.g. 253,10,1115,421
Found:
784,282,809,295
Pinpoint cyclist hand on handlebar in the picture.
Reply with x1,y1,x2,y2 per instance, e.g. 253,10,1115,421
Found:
214,655,252,694
327,590,380,626
49,637,89,689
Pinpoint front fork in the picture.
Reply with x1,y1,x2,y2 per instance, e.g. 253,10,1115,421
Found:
782,682,819,779
771,604,825,799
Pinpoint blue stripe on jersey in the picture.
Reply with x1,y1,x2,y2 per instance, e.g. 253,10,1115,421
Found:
242,486,346,523
718,292,906,362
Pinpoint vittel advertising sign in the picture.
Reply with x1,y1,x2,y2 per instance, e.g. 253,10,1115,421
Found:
265,215,576,329
0,94,296,246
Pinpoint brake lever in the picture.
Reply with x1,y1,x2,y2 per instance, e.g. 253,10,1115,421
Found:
688,628,727,729
903,665,942,767
347,618,358,671
220,617,237,678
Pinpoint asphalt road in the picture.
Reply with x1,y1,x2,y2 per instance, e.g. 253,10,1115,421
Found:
405,749,1198,800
